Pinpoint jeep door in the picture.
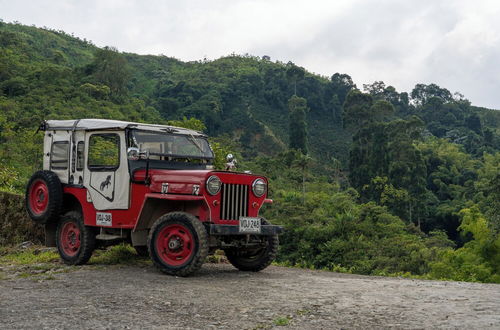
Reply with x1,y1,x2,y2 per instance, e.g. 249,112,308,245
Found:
84,131,130,210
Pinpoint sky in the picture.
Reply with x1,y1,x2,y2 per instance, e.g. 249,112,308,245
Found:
1,0,500,109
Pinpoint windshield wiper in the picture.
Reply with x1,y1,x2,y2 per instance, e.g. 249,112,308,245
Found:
148,151,213,160
187,134,204,154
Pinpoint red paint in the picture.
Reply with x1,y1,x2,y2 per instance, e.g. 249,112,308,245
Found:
134,169,208,195
59,221,81,257
202,171,268,225
133,193,208,231
29,179,49,215
63,169,268,230
64,184,149,228
155,223,194,266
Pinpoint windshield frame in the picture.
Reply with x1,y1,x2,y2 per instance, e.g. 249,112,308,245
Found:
127,128,214,161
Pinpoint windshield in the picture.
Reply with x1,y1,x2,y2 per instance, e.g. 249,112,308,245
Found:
129,129,214,160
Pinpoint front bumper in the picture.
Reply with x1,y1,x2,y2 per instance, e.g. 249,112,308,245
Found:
209,223,284,236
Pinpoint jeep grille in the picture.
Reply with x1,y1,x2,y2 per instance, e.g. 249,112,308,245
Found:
220,184,249,220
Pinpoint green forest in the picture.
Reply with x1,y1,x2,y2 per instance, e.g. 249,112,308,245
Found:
0,21,499,283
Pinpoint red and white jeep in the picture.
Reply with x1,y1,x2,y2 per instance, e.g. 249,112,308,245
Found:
25,119,282,276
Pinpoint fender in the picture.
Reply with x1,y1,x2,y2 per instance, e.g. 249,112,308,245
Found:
133,193,209,232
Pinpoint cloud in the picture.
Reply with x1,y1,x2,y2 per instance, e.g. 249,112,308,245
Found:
1,0,499,108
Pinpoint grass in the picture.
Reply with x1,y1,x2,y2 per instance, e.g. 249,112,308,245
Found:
273,316,291,326
0,247,59,265
0,246,69,279
0,244,150,266
273,259,442,282
89,244,151,266
0,243,151,279
0,243,232,279
206,249,227,264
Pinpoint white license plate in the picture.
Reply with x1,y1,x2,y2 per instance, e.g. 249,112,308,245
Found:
239,217,261,233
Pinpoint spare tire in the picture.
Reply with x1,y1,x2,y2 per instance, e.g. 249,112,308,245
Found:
25,170,63,224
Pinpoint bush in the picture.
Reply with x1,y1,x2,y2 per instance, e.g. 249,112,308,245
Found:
0,164,19,192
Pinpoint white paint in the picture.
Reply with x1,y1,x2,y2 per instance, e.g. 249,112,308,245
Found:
84,131,130,210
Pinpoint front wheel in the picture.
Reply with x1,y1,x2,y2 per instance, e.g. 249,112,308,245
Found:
56,211,95,265
148,212,208,277
225,235,279,272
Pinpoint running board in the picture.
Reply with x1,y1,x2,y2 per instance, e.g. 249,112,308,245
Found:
96,233,126,240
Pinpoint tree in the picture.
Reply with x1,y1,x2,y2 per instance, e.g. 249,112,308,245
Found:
328,94,342,123
342,90,373,130
371,99,395,121
363,81,386,98
330,73,356,104
349,115,427,226
342,90,394,131
0,77,28,96
288,95,308,153
286,62,305,95
167,117,206,132
292,152,312,205
475,152,500,232
465,114,482,134
411,83,453,106
429,206,500,283
79,83,110,100
86,47,130,98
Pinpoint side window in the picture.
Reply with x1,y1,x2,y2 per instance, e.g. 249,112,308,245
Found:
88,134,120,170
51,141,69,170
76,142,85,171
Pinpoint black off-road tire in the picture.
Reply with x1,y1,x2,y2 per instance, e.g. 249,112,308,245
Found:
225,224,279,272
134,246,149,257
56,211,96,265
148,212,208,277
25,170,63,224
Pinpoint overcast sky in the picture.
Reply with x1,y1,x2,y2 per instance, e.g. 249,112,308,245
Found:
1,0,500,109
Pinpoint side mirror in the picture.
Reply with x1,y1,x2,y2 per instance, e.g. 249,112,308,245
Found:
225,153,237,171
141,150,150,160
127,147,140,161
127,148,150,161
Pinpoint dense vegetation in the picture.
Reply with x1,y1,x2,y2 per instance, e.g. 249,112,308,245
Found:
0,21,499,282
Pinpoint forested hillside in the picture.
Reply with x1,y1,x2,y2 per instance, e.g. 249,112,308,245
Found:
1,21,499,282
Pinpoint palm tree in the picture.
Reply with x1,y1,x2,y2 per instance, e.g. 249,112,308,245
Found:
292,152,312,205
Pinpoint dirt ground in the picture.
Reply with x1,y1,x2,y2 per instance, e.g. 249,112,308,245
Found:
1,263,499,329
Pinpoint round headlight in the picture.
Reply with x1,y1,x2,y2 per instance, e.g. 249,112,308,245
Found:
206,175,221,195
252,178,267,197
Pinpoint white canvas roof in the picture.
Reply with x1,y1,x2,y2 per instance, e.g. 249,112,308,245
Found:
44,119,205,136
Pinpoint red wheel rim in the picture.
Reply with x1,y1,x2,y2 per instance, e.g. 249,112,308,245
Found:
60,221,81,257
156,224,195,267
29,179,49,215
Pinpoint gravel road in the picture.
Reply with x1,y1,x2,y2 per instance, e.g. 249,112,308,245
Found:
1,263,499,329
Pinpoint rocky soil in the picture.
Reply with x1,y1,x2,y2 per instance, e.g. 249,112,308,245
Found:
1,263,499,329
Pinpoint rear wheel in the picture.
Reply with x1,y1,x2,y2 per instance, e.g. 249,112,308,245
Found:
148,212,208,277
25,170,63,224
225,234,279,272
56,211,95,265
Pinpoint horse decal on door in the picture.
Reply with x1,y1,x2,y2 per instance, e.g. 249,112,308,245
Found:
100,175,112,191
